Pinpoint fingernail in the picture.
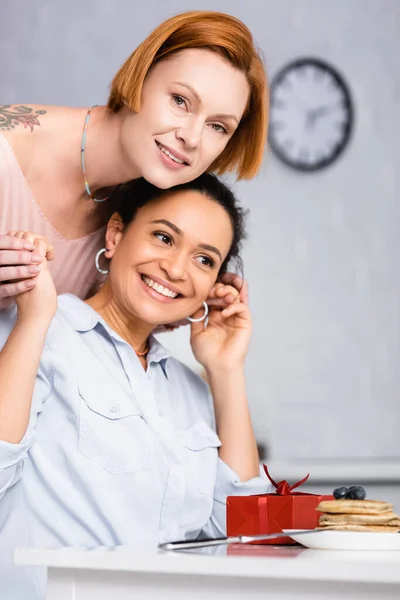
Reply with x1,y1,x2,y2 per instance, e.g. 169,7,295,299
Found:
28,265,41,274
23,242,35,250
31,254,44,263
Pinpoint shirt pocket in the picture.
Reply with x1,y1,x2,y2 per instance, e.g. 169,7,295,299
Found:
77,379,154,475
181,421,221,495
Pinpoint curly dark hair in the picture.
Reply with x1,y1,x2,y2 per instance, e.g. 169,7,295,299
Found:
111,173,247,277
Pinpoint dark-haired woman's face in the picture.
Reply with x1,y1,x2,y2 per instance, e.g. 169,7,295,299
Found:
107,190,233,325
119,49,249,189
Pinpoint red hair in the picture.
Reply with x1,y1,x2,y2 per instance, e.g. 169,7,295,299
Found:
108,11,268,179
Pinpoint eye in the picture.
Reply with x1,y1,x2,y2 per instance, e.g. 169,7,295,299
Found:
195,255,215,268
209,123,228,135
154,232,172,245
172,94,188,110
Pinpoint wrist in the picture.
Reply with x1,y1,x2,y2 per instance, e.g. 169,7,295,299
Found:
205,363,245,381
206,366,246,393
16,311,54,330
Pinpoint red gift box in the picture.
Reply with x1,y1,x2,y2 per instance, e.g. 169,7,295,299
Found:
226,466,333,544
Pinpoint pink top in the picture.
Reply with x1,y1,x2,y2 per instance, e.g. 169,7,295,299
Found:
0,134,106,299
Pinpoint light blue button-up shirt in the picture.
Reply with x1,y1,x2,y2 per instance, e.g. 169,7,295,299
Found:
0,296,271,594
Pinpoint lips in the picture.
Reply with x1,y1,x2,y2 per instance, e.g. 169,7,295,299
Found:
155,141,190,166
139,271,186,301
141,275,179,299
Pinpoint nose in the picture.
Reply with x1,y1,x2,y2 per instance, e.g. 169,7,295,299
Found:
159,252,189,282
175,117,203,149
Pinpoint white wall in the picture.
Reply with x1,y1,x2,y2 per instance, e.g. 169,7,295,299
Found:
1,0,400,464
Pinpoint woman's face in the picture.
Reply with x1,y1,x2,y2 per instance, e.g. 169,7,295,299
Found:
120,49,249,189
107,190,234,326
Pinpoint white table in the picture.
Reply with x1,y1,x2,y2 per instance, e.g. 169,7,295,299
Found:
14,542,400,599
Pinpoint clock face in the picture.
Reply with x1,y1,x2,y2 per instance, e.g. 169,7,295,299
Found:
269,58,353,171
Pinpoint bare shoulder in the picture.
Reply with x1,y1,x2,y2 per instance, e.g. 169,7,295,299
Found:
0,104,51,134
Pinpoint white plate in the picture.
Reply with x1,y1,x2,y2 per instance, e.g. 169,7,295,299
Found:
283,529,400,551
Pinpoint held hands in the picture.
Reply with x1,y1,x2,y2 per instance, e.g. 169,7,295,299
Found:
3,231,57,322
190,281,251,373
0,232,54,309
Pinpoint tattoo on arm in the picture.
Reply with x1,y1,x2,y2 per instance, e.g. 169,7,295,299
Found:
0,105,47,132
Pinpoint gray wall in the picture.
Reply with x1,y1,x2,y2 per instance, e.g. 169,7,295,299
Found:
1,1,400,467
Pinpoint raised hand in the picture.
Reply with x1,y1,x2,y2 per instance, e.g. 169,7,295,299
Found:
190,283,251,373
211,271,248,306
6,231,57,322
0,231,54,309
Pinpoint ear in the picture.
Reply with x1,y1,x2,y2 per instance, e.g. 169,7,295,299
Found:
105,212,125,258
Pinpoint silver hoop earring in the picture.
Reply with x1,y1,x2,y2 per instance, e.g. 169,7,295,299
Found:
95,248,109,275
186,301,208,323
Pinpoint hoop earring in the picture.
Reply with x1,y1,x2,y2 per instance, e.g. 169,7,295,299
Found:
95,248,109,275
186,301,208,323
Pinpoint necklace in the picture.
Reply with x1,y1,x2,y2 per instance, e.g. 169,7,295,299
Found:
81,105,109,203
135,346,149,357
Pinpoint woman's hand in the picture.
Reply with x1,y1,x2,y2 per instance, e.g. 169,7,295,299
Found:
190,282,252,373
0,232,54,309
155,271,248,332
6,231,57,322
211,271,248,306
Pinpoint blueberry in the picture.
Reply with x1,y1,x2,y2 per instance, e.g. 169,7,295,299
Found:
333,486,349,499
348,486,366,500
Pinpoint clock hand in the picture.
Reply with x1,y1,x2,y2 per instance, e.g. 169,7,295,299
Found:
305,105,333,130
305,110,317,130
312,105,332,118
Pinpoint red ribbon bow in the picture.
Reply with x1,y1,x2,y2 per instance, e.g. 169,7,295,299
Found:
263,465,310,495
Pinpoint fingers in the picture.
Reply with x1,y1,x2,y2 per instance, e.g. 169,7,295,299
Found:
207,283,240,308
45,245,55,261
34,238,49,259
220,301,250,320
0,232,52,298
219,272,243,292
0,278,36,299
217,272,249,305
0,265,41,281
0,249,44,267
5,231,54,261
239,279,249,305
0,234,35,252
31,235,54,261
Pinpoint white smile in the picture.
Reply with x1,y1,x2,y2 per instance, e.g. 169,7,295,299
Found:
141,275,179,298
157,143,186,164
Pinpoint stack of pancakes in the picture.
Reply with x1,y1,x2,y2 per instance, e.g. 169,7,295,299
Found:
316,499,400,533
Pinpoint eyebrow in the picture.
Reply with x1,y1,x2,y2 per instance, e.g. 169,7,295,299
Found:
198,243,222,261
151,219,222,261
172,81,240,125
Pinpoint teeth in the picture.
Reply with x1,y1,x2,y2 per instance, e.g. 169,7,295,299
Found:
142,276,178,298
159,144,185,164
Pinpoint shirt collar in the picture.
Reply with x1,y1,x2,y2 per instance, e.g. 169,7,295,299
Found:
58,294,172,376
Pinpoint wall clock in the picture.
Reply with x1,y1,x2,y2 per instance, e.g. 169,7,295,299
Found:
269,58,353,171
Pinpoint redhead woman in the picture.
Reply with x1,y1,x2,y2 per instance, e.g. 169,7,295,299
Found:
0,10,268,308
0,174,271,597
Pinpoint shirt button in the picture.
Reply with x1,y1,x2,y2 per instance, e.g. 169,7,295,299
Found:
163,531,172,541
109,404,120,413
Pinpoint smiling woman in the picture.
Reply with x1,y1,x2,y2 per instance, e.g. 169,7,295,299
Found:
0,11,268,307
0,173,271,598
86,175,246,342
